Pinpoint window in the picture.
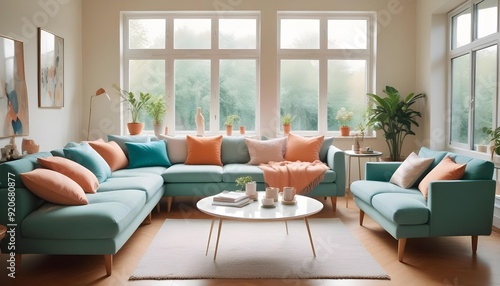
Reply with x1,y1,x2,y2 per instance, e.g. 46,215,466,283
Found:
123,13,259,134
278,13,375,134
449,1,498,150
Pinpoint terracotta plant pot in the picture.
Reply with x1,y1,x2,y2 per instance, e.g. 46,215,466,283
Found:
283,124,291,135
127,122,144,135
340,126,350,136
226,125,233,136
22,138,40,154
239,126,245,135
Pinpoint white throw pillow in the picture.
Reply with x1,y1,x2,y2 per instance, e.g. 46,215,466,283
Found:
245,137,287,165
389,152,434,188
157,135,187,164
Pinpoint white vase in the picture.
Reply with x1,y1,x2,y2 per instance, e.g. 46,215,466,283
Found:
245,181,257,200
153,123,163,137
196,107,204,136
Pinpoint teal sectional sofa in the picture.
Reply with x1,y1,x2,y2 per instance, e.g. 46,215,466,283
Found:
0,135,345,276
350,147,496,262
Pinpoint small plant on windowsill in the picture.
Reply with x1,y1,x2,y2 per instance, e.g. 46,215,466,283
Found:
235,176,253,191
281,113,295,135
336,107,353,136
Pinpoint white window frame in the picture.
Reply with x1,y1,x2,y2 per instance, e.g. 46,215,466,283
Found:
121,12,261,135
448,1,500,151
277,12,376,136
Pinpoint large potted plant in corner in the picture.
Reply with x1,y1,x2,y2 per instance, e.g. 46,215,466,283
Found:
114,84,152,135
366,86,425,161
146,95,167,137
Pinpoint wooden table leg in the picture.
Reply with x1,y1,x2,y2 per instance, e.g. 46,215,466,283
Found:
346,155,351,207
304,217,316,257
205,218,215,256
213,218,223,260
285,220,289,234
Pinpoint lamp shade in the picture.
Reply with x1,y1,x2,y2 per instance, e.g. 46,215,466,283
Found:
96,88,107,96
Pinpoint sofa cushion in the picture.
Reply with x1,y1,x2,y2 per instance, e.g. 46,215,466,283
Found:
350,180,422,205
20,169,89,205
185,135,223,166
418,156,466,198
245,137,286,165
221,136,251,164
222,164,266,183
157,135,187,164
107,134,151,156
63,143,111,183
97,175,164,201
126,140,172,168
88,139,129,171
371,193,429,225
111,166,168,178
21,190,146,240
285,133,324,162
389,152,434,188
162,164,223,183
37,156,99,194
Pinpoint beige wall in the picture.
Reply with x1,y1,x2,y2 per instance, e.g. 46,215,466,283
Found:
0,0,82,151
82,0,419,162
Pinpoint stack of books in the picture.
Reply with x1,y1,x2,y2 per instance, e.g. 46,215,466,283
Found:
212,191,251,207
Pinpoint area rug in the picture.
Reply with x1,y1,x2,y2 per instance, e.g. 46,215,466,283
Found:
129,218,389,280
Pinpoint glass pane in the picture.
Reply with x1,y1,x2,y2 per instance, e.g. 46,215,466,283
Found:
280,60,319,131
452,8,471,49
174,19,211,49
474,45,497,146
450,54,471,144
129,19,166,49
328,19,367,49
174,60,211,131
327,60,367,131
280,19,319,49
219,19,257,49
220,60,256,131
476,0,498,39
129,60,166,130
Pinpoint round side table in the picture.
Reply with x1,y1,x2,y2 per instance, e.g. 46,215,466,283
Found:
344,150,383,207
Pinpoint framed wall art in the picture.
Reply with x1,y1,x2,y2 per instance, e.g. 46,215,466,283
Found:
38,28,64,108
0,34,29,138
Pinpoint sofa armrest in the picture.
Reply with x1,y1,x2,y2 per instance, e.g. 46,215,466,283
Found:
365,162,402,182
427,180,496,237
327,145,345,193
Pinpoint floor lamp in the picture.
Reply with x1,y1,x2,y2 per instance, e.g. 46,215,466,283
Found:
87,88,110,140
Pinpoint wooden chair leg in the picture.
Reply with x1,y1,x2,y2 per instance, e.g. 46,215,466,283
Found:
330,196,337,212
104,255,113,276
359,210,365,226
142,212,152,225
471,236,478,254
398,238,407,262
156,202,161,213
167,197,173,212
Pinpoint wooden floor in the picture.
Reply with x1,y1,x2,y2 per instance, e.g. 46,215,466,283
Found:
1,195,499,286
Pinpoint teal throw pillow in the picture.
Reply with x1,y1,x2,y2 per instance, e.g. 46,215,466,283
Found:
126,140,172,168
107,134,151,156
63,143,112,183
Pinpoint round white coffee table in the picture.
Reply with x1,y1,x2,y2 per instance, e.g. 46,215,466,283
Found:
196,192,323,260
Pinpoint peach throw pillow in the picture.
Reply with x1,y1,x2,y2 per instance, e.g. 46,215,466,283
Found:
20,169,89,205
88,140,129,171
418,156,466,198
184,135,223,166
38,156,99,194
284,133,324,162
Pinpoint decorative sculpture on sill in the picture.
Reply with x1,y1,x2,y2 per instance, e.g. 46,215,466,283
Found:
196,107,205,136
1,136,21,162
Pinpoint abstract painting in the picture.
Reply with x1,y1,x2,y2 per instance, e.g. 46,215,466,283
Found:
0,34,29,138
38,28,64,108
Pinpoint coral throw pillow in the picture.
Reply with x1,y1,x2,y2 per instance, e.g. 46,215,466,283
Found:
284,133,324,162
418,156,466,198
20,169,88,205
184,135,223,166
38,156,99,194
88,139,129,171
245,137,287,165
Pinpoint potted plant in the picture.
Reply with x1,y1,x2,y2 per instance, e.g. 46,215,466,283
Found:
146,95,167,137
336,107,353,136
482,126,500,160
281,113,295,135
114,84,152,135
224,114,240,136
366,86,425,161
235,176,253,190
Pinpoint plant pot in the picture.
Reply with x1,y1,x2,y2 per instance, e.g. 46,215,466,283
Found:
239,126,245,135
127,122,144,135
340,126,350,136
283,124,291,135
226,125,233,136
22,138,40,154
476,144,488,153
153,123,164,137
